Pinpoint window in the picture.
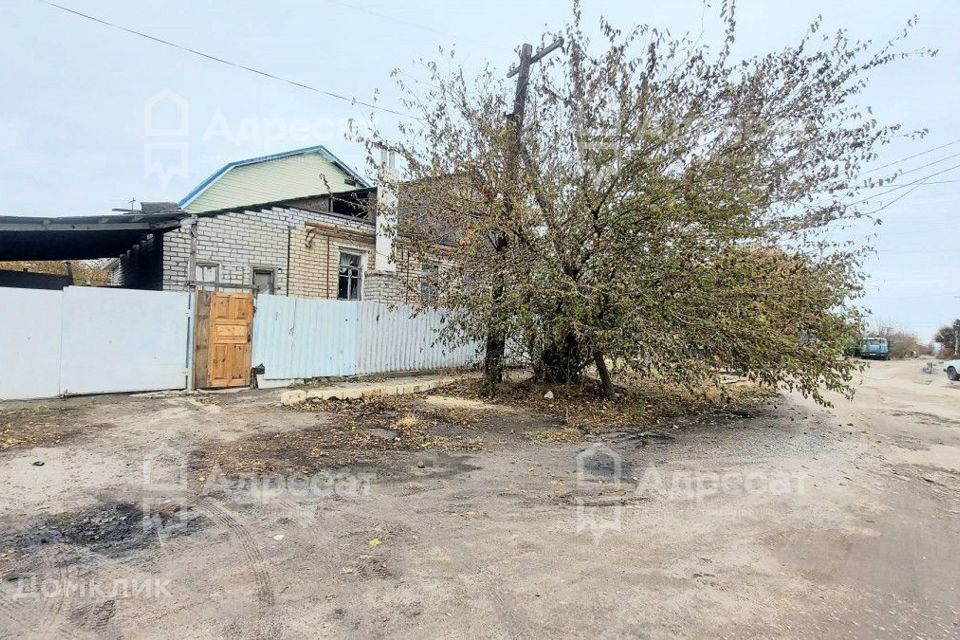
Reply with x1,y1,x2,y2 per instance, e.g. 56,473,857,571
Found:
420,261,438,303
252,268,275,296
195,262,218,290
337,251,362,300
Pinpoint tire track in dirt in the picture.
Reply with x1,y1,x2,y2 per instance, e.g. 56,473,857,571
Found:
0,548,83,639
197,498,278,639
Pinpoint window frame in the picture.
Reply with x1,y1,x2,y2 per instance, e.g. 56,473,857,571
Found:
195,262,219,290
337,250,364,301
419,260,438,303
251,266,276,296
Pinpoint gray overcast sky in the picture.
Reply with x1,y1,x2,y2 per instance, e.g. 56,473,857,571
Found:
1,0,958,340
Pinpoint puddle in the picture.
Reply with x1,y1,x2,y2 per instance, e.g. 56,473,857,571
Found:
578,446,636,478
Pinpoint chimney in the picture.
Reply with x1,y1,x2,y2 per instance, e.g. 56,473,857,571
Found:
374,149,398,273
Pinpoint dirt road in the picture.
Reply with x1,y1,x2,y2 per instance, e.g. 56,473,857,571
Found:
0,361,957,639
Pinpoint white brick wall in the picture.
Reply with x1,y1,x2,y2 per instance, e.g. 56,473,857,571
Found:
163,207,374,295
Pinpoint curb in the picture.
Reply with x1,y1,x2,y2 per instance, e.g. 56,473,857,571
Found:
279,375,472,406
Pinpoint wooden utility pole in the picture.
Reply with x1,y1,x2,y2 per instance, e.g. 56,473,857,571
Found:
483,38,563,388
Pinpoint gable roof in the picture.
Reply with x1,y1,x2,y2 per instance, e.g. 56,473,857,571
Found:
179,145,372,213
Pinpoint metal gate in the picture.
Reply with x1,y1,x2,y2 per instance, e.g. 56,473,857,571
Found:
0,286,192,400
0,287,62,399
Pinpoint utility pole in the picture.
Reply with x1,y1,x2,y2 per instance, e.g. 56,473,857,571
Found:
483,38,563,388
504,38,562,183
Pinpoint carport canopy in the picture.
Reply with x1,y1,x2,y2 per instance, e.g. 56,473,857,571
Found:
0,211,187,260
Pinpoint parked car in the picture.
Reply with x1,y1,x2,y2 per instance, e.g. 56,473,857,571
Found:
944,358,960,381
859,337,890,360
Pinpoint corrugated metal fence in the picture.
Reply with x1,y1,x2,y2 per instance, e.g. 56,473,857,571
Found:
252,295,479,379
0,288,478,400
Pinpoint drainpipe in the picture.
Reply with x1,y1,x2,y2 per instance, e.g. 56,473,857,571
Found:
185,215,198,290
286,226,292,296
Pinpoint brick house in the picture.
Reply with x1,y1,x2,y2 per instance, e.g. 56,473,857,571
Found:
109,146,430,304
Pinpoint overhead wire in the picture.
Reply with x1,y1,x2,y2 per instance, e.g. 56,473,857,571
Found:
859,137,960,175
846,160,960,208
35,0,422,121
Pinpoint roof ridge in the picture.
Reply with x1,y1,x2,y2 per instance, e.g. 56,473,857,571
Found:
178,144,371,208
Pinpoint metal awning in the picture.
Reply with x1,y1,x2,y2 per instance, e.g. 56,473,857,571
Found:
0,212,187,260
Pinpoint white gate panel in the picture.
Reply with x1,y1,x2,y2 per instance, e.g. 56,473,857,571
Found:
0,287,62,400
59,287,190,395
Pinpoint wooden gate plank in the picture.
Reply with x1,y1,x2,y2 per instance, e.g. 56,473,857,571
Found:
193,291,212,389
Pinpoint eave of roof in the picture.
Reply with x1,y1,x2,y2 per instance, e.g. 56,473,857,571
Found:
178,144,372,209
0,212,186,230
0,212,188,260
189,196,375,226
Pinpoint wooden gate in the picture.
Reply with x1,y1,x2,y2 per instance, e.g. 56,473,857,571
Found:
194,291,254,389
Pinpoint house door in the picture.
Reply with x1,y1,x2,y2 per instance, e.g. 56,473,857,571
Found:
194,291,254,388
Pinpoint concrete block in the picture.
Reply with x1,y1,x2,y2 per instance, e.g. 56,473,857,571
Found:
306,387,365,401
280,389,307,406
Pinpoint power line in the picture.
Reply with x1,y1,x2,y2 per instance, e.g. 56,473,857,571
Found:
863,181,929,215
848,160,960,207
36,0,420,121
30,0,960,202
860,137,960,175
873,178,960,189
891,150,960,179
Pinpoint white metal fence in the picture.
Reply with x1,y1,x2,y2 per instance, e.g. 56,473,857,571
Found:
252,295,479,379
0,288,62,400
0,287,478,400
0,286,191,400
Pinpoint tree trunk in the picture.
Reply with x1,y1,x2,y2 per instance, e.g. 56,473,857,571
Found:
484,333,506,390
594,351,616,400
540,332,585,384
483,282,506,392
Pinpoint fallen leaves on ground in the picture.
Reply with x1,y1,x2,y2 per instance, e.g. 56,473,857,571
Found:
198,396,487,475
525,427,586,443
437,375,774,433
0,406,85,451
